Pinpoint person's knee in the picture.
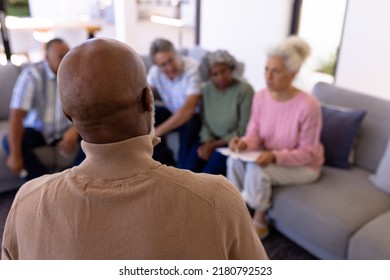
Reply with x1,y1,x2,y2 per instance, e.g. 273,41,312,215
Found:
246,162,261,171
154,106,171,126
181,148,200,171
203,153,226,175
227,157,241,170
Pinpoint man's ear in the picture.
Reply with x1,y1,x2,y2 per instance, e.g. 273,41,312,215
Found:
141,87,154,112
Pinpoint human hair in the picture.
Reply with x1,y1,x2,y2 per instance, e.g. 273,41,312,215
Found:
267,36,311,73
199,49,238,82
45,38,67,53
149,38,177,63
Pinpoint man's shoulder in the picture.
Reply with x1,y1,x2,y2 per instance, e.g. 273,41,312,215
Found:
147,64,160,76
12,170,71,207
18,61,45,79
181,56,200,72
21,61,45,72
153,165,242,205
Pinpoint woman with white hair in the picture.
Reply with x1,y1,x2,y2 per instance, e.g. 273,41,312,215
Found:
227,36,324,239
182,50,254,175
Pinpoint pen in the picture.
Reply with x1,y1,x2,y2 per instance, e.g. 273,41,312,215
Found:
234,137,240,153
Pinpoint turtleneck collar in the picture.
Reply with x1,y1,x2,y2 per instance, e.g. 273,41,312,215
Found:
72,135,161,180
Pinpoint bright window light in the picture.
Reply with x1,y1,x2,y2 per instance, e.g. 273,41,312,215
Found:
150,15,183,27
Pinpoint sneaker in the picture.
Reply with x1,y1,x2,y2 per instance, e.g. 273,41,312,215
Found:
254,221,269,240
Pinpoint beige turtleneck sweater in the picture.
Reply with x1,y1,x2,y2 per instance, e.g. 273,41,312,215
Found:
2,135,267,260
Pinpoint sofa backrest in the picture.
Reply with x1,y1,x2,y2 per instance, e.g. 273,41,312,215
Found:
313,82,390,172
140,55,153,73
0,63,20,120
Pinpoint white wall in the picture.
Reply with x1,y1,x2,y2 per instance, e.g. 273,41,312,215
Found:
200,0,293,91
29,0,91,21
180,0,196,27
336,0,390,100
114,0,137,45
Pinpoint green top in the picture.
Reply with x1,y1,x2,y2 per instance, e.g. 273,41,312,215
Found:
200,78,254,143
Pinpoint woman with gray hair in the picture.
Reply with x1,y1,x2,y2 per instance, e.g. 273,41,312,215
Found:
227,36,324,239
182,50,254,175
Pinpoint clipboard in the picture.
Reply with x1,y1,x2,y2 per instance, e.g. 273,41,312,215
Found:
216,147,262,162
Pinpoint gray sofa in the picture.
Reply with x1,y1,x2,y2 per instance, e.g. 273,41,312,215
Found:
0,63,24,192
269,82,390,259
0,63,78,193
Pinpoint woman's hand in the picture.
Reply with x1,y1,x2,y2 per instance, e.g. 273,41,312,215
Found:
255,151,276,167
229,136,247,152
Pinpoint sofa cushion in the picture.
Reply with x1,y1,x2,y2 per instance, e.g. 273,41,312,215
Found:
349,209,390,259
268,166,390,259
370,138,390,194
320,104,366,169
313,82,390,172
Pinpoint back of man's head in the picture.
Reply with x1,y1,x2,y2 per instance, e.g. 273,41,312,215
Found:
58,38,154,144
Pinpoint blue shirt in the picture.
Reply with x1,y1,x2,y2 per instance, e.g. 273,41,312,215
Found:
10,61,71,144
147,56,201,113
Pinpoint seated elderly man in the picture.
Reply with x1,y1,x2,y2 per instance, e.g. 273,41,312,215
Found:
147,38,202,167
1,38,268,260
2,38,84,181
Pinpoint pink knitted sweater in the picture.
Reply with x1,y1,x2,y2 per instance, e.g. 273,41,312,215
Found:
241,89,324,170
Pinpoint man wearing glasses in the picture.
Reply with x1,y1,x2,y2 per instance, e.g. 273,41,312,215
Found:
147,38,201,167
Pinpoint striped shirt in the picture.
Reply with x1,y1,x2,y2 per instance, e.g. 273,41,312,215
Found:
10,61,71,144
147,56,201,113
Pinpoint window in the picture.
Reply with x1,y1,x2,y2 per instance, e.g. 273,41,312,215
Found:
4,0,30,16
291,0,348,91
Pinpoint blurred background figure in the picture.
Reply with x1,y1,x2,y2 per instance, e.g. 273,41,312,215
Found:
183,49,254,175
147,38,201,167
2,38,84,181
227,36,324,240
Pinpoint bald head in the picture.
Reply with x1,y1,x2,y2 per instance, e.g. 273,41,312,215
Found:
58,38,153,144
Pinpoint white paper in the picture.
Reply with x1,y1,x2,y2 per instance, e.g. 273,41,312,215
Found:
216,147,262,162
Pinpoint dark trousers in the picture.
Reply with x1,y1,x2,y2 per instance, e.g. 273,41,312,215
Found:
2,128,85,181
182,142,228,175
153,105,201,168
